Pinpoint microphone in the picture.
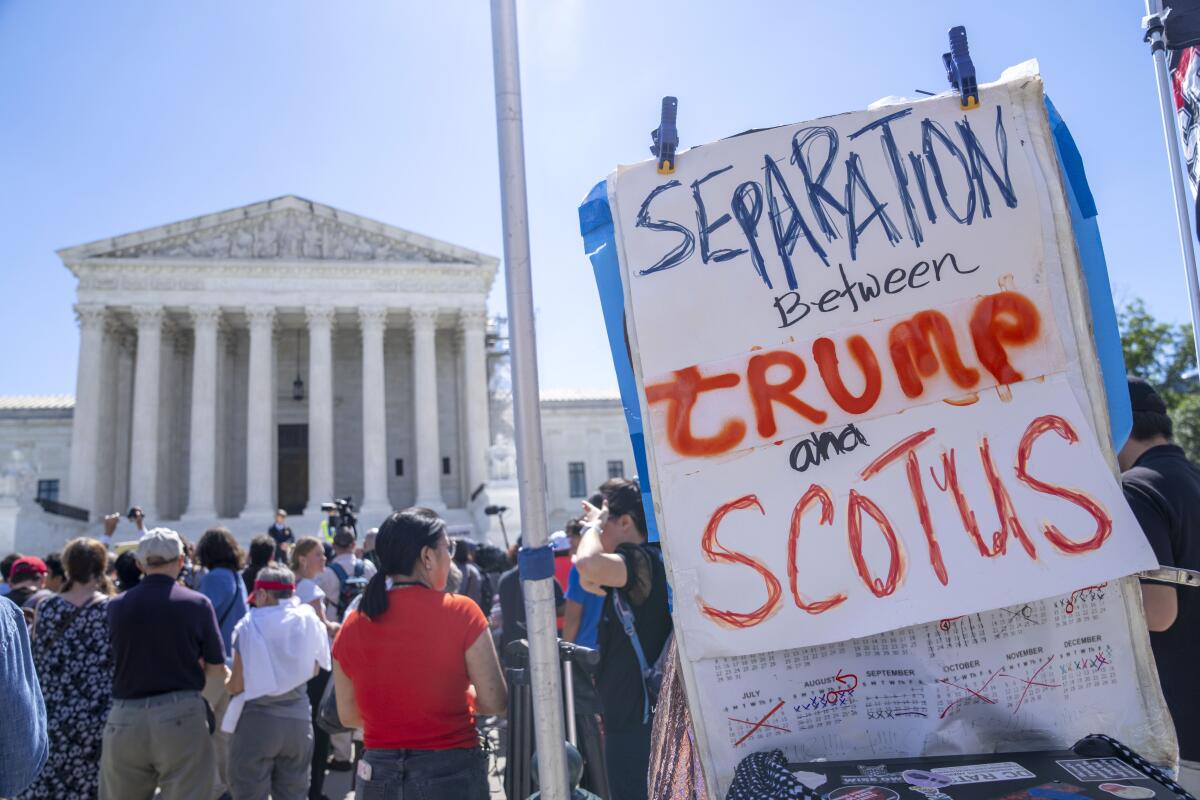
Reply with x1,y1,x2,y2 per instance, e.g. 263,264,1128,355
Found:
484,505,509,516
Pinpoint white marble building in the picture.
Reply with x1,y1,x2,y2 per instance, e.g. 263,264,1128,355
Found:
0,197,634,555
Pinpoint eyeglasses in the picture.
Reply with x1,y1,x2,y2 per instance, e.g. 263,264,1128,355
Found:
444,538,457,558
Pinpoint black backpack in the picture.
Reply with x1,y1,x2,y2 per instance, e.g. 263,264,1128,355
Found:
329,560,368,617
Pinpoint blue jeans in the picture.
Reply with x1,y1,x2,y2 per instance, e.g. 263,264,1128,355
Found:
356,746,488,800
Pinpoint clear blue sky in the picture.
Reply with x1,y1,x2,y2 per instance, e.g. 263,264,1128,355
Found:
0,1,1188,396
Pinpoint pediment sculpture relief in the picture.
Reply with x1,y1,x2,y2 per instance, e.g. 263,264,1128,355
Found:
103,210,459,263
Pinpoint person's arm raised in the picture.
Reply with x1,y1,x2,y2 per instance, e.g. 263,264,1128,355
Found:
465,627,507,716
573,519,627,592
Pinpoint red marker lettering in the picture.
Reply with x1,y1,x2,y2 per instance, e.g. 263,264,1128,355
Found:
786,484,847,614
1016,415,1113,554
888,311,981,398
746,350,828,438
969,291,1040,385
699,495,784,628
847,489,906,598
646,366,746,457
861,429,947,585
812,335,883,415
931,443,1037,560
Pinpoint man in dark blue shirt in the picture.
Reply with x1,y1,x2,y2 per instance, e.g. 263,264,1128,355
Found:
101,528,226,800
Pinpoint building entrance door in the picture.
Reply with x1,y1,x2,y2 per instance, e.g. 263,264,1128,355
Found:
278,424,308,515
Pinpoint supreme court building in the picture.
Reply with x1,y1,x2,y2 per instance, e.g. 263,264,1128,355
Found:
0,196,636,553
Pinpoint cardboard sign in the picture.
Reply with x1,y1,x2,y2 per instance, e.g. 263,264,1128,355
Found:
604,64,1158,658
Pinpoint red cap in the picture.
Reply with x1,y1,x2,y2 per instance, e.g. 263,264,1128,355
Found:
10,556,47,579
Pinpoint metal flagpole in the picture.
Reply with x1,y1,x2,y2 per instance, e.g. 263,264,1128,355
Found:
1145,0,1200,375
489,1,570,799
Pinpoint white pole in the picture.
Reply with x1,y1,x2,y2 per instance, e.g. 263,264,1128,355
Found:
489,2,570,799
1145,0,1200,375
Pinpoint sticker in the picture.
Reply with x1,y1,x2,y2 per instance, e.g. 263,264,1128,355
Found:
842,766,909,785
931,762,1037,785
904,771,954,789
828,785,902,800
794,771,828,790
357,759,372,781
1099,784,1155,799
1030,788,1092,800
993,781,1089,800
1055,760,1144,783
908,786,954,800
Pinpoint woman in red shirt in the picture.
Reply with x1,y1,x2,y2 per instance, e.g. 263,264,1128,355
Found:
332,507,506,799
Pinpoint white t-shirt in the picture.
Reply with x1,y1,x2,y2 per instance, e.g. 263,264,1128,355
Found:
296,578,325,607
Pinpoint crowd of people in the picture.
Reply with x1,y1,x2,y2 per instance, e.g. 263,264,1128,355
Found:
2,376,1198,800
0,476,673,800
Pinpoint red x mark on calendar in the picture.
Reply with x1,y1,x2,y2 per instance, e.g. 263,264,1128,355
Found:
729,700,789,746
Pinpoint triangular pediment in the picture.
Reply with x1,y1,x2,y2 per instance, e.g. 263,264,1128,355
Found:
58,195,496,267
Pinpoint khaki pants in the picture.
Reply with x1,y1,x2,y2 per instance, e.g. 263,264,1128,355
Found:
99,690,215,800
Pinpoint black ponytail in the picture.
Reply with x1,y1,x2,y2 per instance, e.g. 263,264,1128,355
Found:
361,507,447,621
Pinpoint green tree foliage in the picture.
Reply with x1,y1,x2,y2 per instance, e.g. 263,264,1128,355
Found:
1119,299,1200,460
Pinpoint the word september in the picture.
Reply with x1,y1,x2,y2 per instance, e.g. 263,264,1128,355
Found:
634,106,1018,291
697,415,1113,629
646,290,1039,458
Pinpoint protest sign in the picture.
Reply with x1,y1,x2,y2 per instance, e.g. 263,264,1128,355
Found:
584,61,1174,797
604,63,1158,658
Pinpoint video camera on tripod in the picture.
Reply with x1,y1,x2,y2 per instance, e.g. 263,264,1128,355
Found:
319,496,358,536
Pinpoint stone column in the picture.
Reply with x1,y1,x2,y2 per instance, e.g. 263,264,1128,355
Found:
411,306,444,510
66,304,108,517
305,306,336,514
129,305,164,520
359,307,391,522
183,306,221,519
243,305,276,517
459,308,491,499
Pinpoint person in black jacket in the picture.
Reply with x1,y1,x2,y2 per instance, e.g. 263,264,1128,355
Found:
267,509,295,561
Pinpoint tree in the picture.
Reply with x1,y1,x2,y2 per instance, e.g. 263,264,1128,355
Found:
1118,298,1200,460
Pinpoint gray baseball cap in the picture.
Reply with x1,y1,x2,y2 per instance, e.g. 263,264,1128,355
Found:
136,528,184,565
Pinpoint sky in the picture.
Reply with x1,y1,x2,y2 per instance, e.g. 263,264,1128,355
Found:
0,1,1190,397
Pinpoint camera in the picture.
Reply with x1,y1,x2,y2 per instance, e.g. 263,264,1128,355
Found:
320,496,358,534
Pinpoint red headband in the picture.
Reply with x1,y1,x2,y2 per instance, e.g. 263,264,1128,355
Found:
254,580,295,592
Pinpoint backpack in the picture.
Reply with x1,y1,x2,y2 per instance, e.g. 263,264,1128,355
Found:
611,545,674,724
329,560,368,617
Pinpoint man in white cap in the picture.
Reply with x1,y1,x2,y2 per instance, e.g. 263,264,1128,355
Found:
100,528,227,800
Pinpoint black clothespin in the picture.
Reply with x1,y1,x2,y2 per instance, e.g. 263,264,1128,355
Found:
943,26,979,110
650,96,679,174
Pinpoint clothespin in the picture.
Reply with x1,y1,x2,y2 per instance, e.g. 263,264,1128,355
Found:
943,26,979,110
650,96,679,174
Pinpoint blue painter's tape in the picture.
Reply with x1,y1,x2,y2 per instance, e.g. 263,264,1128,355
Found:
517,544,556,582
580,179,661,542
1045,96,1131,451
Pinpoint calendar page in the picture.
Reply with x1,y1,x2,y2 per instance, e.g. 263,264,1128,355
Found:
691,582,1148,794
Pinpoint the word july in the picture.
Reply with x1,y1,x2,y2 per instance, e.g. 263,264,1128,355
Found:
697,416,1113,630
634,106,1019,292
647,290,1040,458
